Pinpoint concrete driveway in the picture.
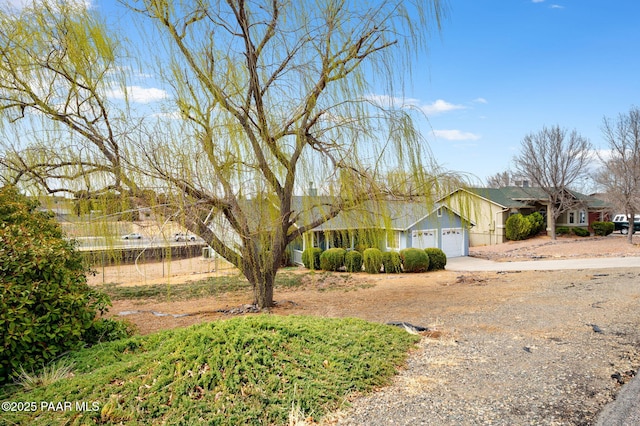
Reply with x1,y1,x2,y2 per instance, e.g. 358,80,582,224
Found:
446,255,640,271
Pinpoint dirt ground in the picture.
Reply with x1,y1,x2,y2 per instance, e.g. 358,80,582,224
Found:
99,234,640,336
94,234,640,424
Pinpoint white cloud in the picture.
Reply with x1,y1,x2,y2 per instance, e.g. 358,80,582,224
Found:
366,95,467,116
1,0,92,11
432,130,481,141
420,99,467,115
550,4,564,9
532,0,544,3
106,86,168,103
473,98,488,104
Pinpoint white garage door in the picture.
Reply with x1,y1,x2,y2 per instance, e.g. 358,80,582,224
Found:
412,229,437,249
441,228,464,258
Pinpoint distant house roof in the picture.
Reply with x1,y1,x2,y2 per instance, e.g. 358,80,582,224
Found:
452,187,610,210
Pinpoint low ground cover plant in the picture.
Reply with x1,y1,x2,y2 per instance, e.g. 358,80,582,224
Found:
0,315,419,425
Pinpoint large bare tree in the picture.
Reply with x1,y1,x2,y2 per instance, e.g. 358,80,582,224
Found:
513,125,592,239
0,0,448,308
597,107,640,243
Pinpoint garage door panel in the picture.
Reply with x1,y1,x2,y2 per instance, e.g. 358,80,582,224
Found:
441,228,464,258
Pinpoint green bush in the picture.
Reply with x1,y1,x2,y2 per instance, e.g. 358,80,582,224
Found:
363,248,383,274
82,318,137,346
527,212,546,235
400,248,430,273
344,250,363,273
381,251,402,274
320,248,346,271
425,248,447,271
572,227,590,237
592,221,614,236
556,226,571,236
0,186,111,384
506,213,532,241
302,247,322,269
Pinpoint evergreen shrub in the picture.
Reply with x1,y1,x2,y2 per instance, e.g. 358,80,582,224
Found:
302,247,322,269
424,248,447,271
363,248,383,274
381,251,402,274
591,221,614,236
344,250,363,273
506,213,532,241
400,248,430,273
320,248,346,271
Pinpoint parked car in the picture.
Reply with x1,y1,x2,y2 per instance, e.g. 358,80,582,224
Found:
122,233,143,240
174,232,197,242
612,214,640,234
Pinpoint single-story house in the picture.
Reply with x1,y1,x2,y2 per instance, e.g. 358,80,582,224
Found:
440,186,611,246
289,198,471,265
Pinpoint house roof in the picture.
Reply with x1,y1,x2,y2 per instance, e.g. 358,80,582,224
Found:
452,187,611,210
291,197,459,232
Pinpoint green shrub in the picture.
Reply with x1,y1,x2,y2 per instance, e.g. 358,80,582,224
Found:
344,250,363,273
556,226,571,236
506,213,532,240
381,251,402,274
527,212,546,235
425,248,447,271
363,248,383,274
320,248,346,271
400,248,430,273
0,186,111,384
572,227,590,237
302,247,322,269
82,318,137,345
592,221,614,236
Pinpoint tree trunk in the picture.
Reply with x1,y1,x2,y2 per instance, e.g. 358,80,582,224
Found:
627,210,635,244
254,276,275,309
549,213,557,240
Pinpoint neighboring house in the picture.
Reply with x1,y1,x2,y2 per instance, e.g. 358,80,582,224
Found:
289,199,471,265
440,187,611,247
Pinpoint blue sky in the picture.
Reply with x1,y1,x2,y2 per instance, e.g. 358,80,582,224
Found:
411,0,640,182
4,0,640,185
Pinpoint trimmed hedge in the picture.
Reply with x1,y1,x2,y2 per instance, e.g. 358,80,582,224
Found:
381,251,402,274
320,248,346,271
302,247,322,269
425,248,447,271
556,226,571,236
363,248,383,274
344,250,363,272
400,248,430,273
572,227,590,237
592,221,614,236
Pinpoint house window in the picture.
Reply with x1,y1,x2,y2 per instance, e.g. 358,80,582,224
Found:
437,207,443,217
579,210,586,224
568,212,575,224
387,230,400,249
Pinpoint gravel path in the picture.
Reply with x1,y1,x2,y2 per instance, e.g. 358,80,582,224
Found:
332,268,640,425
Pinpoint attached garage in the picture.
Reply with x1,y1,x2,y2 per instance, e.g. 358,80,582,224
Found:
441,228,465,258
412,229,437,249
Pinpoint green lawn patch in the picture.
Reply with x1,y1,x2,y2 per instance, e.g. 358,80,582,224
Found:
0,315,419,425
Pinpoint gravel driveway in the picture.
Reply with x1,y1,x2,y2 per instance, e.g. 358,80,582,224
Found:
330,238,640,425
